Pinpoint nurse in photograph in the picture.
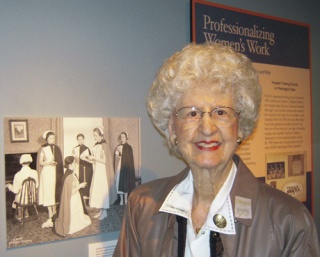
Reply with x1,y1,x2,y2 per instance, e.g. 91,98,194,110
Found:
37,130,63,228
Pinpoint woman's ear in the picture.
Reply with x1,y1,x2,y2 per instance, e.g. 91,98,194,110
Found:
237,129,244,144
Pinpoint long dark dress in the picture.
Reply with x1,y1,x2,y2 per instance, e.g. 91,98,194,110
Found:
74,144,93,198
117,143,136,194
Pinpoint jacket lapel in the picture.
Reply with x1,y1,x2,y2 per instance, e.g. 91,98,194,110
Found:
153,167,190,215
153,168,189,257
159,214,177,257
221,155,260,257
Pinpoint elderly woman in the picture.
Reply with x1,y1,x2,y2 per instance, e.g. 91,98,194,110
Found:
113,43,320,257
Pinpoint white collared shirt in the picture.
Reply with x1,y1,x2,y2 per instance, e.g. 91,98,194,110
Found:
159,162,237,257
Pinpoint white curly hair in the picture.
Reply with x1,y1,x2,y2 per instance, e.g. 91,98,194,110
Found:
147,43,262,156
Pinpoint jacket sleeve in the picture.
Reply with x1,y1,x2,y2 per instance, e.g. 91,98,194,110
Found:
279,205,320,257
113,196,140,257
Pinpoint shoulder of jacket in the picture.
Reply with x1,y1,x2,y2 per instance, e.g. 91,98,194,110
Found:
258,181,310,218
130,175,176,198
128,168,189,206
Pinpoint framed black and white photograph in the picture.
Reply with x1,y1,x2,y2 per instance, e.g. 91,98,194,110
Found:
4,117,141,248
9,120,29,143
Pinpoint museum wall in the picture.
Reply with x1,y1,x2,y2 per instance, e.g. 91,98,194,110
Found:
1,1,319,256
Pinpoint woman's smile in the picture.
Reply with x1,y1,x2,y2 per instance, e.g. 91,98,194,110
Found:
195,140,221,151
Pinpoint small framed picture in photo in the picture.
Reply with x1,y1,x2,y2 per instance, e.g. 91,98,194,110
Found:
9,119,29,143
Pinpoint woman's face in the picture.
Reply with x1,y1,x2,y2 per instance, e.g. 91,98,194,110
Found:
120,134,127,144
169,86,240,173
47,134,55,145
69,160,75,171
77,136,84,145
93,131,102,142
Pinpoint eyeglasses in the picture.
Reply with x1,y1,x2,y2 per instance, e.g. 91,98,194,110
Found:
175,106,240,125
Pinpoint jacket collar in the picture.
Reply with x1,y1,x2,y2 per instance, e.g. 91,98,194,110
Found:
230,155,259,227
153,155,259,228
153,167,190,215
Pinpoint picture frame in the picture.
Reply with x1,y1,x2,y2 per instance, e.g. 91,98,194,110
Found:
5,116,141,248
9,120,29,143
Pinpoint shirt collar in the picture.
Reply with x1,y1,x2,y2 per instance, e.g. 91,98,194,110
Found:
160,162,237,235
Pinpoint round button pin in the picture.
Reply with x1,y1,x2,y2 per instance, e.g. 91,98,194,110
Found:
213,214,227,228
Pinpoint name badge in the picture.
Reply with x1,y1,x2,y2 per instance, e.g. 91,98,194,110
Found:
234,196,252,219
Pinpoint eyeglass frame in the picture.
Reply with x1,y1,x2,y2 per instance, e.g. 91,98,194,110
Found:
175,106,240,125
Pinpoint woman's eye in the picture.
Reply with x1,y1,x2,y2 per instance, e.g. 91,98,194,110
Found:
188,111,199,117
216,109,226,116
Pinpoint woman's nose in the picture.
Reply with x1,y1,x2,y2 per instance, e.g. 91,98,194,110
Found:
198,112,217,135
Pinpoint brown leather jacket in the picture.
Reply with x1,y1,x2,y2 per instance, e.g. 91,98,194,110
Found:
113,155,320,257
